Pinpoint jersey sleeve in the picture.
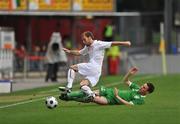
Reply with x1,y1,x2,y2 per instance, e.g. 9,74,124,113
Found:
129,82,140,91
97,41,112,50
130,99,145,105
79,46,88,55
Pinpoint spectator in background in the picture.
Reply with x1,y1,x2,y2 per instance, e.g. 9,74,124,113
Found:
106,46,121,75
41,44,47,56
103,22,114,41
63,35,72,49
15,45,27,59
106,34,123,75
104,22,121,75
30,45,41,71
45,32,67,82
15,45,27,71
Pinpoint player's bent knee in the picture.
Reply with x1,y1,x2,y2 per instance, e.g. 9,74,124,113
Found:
80,79,90,86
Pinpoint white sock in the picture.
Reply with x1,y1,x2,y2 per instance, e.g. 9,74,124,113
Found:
66,69,75,89
81,85,94,97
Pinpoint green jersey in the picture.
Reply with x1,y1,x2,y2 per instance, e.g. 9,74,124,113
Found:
99,82,145,105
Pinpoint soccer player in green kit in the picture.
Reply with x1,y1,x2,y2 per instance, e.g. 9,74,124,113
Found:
59,67,155,105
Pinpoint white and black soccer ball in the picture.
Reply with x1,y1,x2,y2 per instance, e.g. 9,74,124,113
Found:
45,96,58,109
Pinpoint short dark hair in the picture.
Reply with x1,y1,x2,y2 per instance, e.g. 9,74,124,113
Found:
83,31,94,39
147,83,155,93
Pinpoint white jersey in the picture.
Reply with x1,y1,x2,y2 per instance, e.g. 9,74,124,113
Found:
78,40,112,86
80,40,112,70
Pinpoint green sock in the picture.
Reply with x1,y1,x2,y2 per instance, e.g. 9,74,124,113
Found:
67,91,86,99
66,91,93,103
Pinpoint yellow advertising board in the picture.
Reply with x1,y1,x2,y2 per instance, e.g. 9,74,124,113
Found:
73,0,114,11
0,0,114,12
29,0,71,11
0,0,27,10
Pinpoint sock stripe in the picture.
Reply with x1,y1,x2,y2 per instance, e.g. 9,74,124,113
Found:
70,69,72,78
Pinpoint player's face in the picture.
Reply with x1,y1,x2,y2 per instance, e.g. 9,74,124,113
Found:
81,34,92,46
139,83,149,95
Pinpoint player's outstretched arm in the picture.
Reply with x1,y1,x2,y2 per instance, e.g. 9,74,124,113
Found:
111,41,131,47
114,87,133,106
123,67,138,86
63,48,81,56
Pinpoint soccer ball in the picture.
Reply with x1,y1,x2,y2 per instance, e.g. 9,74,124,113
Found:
45,96,58,109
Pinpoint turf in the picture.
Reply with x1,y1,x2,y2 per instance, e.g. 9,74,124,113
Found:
0,74,179,124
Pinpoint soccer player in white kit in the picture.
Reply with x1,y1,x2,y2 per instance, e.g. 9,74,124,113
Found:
59,31,131,98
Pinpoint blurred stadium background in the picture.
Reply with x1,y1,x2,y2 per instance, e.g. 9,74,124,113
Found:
0,0,179,91
0,0,180,124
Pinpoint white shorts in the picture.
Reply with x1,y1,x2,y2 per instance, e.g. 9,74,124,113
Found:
77,63,101,87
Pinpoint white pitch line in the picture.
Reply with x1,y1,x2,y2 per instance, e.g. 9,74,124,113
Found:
0,98,44,109
0,75,159,109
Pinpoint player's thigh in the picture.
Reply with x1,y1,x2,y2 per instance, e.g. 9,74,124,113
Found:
93,96,108,105
80,79,90,86
70,64,78,72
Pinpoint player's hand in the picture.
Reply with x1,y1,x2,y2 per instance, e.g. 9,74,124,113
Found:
129,67,138,74
114,87,119,97
126,41,131,46
63,48,70,53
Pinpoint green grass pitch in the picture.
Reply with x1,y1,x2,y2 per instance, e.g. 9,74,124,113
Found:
0,74,179,124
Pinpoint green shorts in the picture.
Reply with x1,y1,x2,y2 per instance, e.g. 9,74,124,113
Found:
99,86,119,105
